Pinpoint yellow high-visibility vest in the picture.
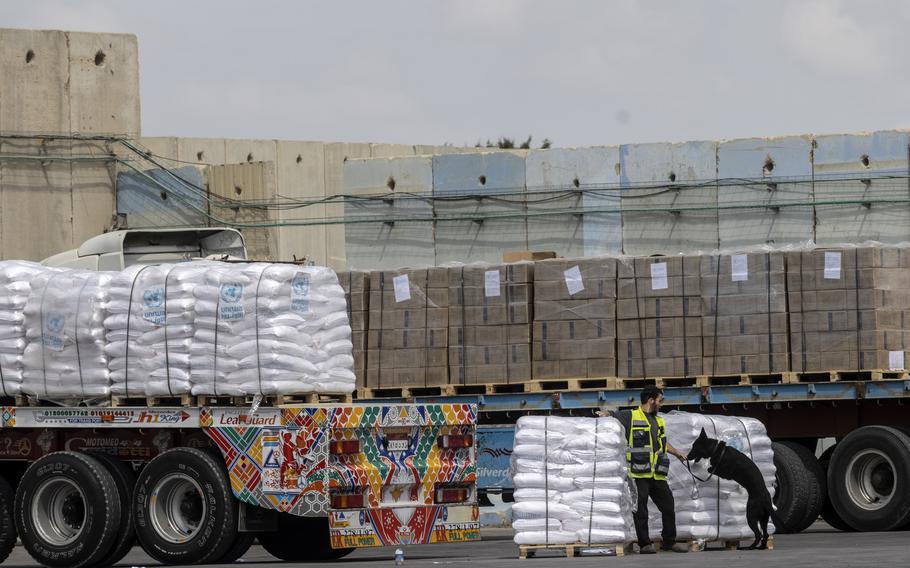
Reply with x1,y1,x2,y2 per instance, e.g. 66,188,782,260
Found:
626,408,670,480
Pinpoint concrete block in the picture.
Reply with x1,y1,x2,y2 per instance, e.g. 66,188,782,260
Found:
117,164,207,228
71,139,115,243
343,156,435,269
432,152,528,264
176,138,227,165
717,136,814,248
0,29,70,133
274,141,327,264
369,143,415,158
225,139,277,166
813,131,910,244
138,137,179,162
67,32,140,136
324,142,372,269
620,141,718,255
205,161,278,259
526,147,622,257
0,139,73,260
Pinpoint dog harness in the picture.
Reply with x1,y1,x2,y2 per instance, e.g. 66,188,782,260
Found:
627,407,671,480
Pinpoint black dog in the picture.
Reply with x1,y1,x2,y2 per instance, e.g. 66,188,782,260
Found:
686,428,773,550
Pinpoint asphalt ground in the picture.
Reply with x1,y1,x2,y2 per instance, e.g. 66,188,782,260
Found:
1,522,900,568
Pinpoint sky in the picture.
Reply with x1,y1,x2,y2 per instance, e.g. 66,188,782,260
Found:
3,1,910,148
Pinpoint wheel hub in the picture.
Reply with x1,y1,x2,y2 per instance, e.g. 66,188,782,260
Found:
31,478,87,546
845,449,896,511
148,473,207,544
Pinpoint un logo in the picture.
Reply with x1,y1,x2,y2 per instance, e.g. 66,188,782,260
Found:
46,314,65,334
220,283,243,303
143,288,164,308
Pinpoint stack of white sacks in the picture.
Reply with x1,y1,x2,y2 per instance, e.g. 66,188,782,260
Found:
649,411,776,542
511,416,635,545
21,270,114,398
0,261,53,396
105,263,212,396
510,411,775,546
190,263,355,396
0,260,355,400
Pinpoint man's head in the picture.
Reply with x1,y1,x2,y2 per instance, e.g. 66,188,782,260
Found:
640,386,664,413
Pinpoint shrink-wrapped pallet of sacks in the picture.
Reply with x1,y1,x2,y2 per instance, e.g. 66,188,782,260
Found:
190,262,354,395
104,262,213,396
0,261,54,396
647,411,776,542
21,270,114,398
510,415,635,546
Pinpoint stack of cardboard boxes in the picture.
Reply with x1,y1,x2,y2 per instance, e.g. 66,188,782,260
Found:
337,271,370,389
365,268,449,388
616,256,702,378
787,246,910,372
701,253,789,374
448,264,532,384
531,258,617,379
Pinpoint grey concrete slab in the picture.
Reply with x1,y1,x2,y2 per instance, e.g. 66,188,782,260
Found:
0,29,70,134
813,131,910,245
526,147,622,257
274,140,327,264
324,142,372,270
620,141,719,255
717,136,814,249
67,31,140,136
433,151,528,264
342,156,435,269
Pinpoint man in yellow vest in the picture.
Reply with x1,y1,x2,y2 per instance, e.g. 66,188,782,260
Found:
605,386,688,553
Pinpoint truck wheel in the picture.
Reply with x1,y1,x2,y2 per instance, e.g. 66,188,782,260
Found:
771,442,814,533
818,445,853,531
14,452,121,568
779,441,826,532
218,532,255,563
828,426,910,531
88,453,137,567
133,447,237,565
0,475,17,564
259,513,354,561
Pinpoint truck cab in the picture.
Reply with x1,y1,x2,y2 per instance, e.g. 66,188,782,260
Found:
41,227,247,270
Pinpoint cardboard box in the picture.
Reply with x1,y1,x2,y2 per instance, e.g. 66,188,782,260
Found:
503,250,556,263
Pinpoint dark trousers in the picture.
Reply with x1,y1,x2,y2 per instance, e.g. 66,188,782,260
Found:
633,477,676,547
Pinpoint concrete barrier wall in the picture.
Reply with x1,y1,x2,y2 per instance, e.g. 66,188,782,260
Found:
342,131,910,268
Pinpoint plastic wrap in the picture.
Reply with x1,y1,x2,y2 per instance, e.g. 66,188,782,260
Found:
531,257,617,379
365,267,449,389
616,255,702,378
647,411,777,541
21,270,114,398
702,252,789,374
0,261,54,396
510,415,635,546
448,262,532,385
787,244,910,372
190,262,354,395
105,262,213,396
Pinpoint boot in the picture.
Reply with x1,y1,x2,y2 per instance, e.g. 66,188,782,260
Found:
639,544,657,554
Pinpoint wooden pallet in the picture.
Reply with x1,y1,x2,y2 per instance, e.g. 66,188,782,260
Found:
269,393,353,405
613,376,704,389
787,369,909,383
518,542,630,559
111,394,195,407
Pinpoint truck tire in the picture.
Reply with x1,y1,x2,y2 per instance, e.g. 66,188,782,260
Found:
133,447,237,565
771,442,814,533
14,451,121,568
827,426,910,531
218,532,255,563
0,475,17,564
818,445,853,531
259,513,354,561
779,441,826,531
87,453,137,567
